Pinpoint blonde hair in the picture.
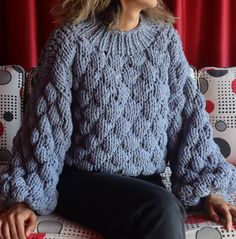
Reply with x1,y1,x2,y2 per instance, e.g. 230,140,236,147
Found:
51,0,176,29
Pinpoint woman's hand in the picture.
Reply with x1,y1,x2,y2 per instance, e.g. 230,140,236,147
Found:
0,202,37,239
204,194,236,230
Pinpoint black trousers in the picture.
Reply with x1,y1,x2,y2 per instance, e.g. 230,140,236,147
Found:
56,165,186,239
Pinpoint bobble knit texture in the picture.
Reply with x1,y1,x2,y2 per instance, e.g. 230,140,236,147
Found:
1,16,236,215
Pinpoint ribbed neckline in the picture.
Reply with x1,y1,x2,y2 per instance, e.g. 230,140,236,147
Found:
78,15,165,56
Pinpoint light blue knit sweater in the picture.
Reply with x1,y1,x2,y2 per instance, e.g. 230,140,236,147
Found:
1,16,236,215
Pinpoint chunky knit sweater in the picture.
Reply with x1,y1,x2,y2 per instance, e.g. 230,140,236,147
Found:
1,16,236,215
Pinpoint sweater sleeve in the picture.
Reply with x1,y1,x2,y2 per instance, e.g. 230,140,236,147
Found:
167,27,236,208
0,25,76,215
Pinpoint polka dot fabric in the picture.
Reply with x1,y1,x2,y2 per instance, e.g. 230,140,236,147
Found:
198,67,236,165
0,65,25,170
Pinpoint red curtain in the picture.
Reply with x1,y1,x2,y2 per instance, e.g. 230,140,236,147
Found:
167,0,236,70
1,0,236,70
0,0,56,70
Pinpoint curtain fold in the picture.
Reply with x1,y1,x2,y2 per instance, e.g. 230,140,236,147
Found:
1,0,236,70
0,0,55,70
167,0,236,69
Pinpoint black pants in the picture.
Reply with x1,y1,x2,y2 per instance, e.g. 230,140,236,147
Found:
56,165,186,239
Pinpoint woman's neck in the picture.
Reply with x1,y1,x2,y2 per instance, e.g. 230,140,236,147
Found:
117,11,140,32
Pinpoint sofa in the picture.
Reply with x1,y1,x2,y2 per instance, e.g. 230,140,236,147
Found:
0,64,236,239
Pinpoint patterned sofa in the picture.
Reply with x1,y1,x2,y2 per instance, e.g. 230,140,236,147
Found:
0,65,236,239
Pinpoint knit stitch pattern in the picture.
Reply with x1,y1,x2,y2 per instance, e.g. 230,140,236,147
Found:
0,16,236,215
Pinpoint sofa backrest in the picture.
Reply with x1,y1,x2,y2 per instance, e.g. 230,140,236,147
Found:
0,65,25,172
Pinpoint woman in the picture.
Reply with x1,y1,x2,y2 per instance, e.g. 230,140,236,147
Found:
0,0,236,238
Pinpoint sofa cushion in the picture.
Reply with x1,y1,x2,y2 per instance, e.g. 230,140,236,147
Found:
198,67,236,165
0,65,25,173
